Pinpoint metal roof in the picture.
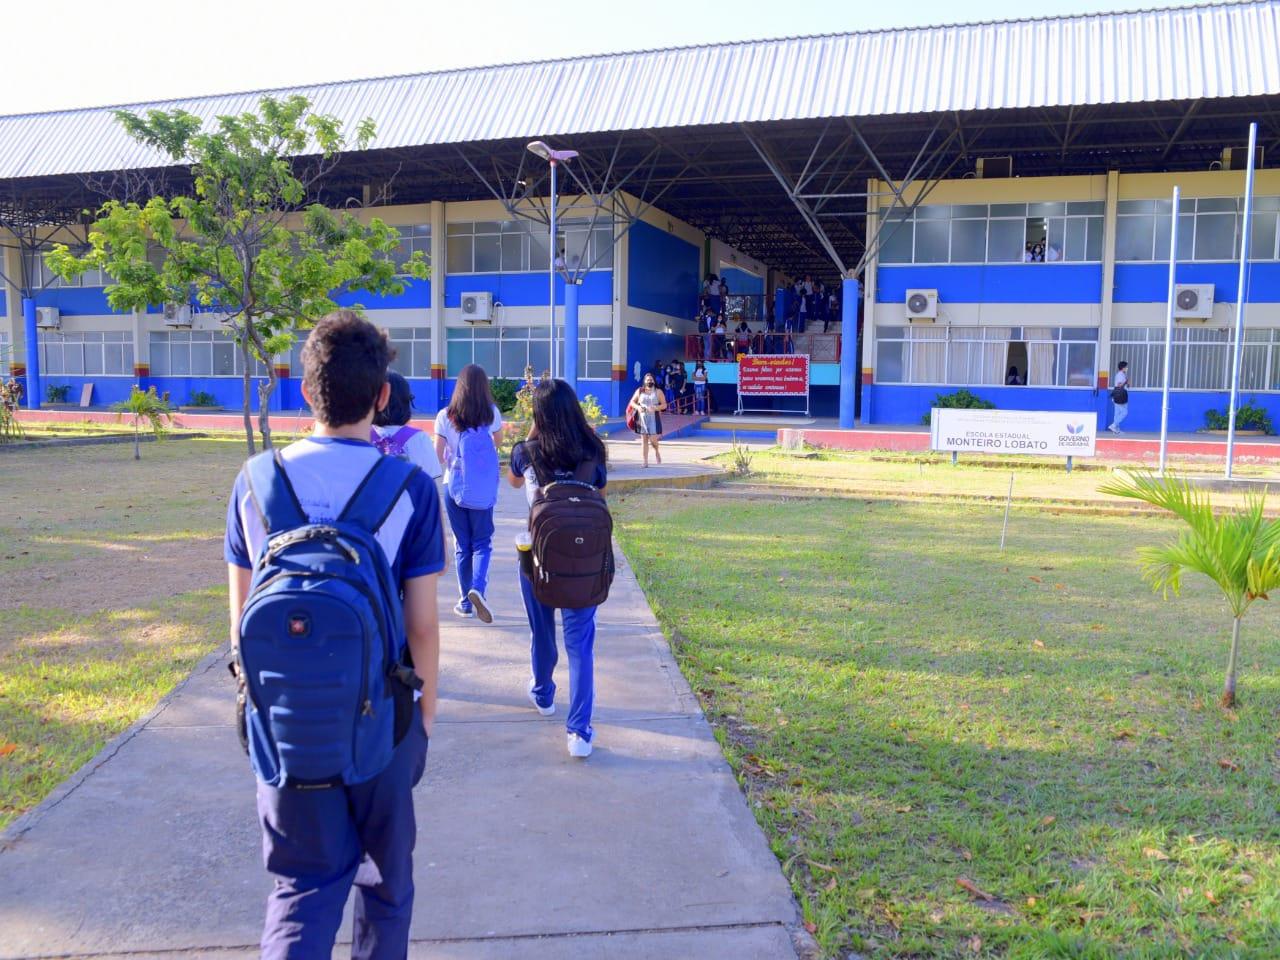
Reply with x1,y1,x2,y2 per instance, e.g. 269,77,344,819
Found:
0,1,1276,181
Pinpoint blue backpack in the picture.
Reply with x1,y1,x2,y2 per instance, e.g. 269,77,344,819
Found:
234,451,421,789
449,423,499,510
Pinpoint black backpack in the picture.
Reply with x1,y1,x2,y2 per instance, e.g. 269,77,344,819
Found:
527,453,614,609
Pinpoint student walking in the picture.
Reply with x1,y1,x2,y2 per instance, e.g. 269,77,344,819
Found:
692,360,709,415
627,372,668,467
225,311,444,960
508,379,610,758
371,371,443,480
435,364,503,622
1108,360,1130,433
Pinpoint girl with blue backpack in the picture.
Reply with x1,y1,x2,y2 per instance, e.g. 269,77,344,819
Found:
434,364,503,622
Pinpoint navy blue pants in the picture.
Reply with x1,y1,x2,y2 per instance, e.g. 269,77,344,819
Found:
257,722,429,959
443,491,494,611
520,571,597,741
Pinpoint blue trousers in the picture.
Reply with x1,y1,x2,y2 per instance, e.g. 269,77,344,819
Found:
257,722,429,960
444,492,494,608
519,571,597,741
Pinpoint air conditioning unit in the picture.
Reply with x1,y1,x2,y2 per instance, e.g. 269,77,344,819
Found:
163,302,193,326
460,291,494,324
1174,283,1215,320
1221,146,1264,171
35,306,60,329
905,288,938,321
976,156,1013,179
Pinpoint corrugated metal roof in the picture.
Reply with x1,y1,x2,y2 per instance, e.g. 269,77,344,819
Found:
0,1,1276,180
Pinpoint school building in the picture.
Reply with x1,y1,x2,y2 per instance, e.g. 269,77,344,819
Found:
0,1,1277,428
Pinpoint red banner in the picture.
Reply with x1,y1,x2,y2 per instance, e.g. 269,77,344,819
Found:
738,355,809,396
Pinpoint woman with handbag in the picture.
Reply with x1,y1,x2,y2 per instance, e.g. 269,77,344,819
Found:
1108,360,1130,434
626,373,668,467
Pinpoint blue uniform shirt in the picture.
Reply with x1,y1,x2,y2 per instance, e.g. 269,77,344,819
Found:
225,436,445,584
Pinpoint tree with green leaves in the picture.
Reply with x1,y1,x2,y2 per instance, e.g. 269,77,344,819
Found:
1100,471,1280,707
47,95,428,454
113,385,172,460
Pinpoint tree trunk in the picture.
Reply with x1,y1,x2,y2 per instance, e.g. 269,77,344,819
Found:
257,369,277,451
241,363,256,456
1221,616,1242,707
133,416,140,461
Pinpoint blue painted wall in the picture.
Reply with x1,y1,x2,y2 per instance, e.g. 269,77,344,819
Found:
333,278,432,309
1113,263,1280,302
33,287,115,315
867,384,1108,427
719,266,765,297
38,376,135,406
625,325,685,393
442,272,611,308
877,264,1103,304
628,220,699,320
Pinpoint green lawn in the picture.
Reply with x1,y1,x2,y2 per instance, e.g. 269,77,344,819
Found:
0,438,245,828
614,490,1280,958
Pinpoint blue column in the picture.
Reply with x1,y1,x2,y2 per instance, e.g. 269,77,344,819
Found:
564,279,580,397
22,297,41,410
839,278,860,429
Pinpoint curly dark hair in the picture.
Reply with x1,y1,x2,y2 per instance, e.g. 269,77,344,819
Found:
301,311,391,427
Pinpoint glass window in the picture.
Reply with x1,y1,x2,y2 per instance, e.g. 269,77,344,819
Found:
1028,202,1067,217
1197,198,1237,214
1067,201,1105,216
949,219,986,262
446,222,473,235
501,232,524,272
1086,217,1104,261
592,228,615,268
915,205,950,220
914,218,949,263
447,235,473,273
1065,217,1087,262
473,233,501,273
1194,213,1237,261
990,203,1027,218
878,220,914,263
1118,199,1156,215
1116,216,1155,261
951,204,988,219
987,219,1025,262
1250,212,1278,260
876,339,904,383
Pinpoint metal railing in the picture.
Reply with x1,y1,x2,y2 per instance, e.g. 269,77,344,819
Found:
684,332,842,362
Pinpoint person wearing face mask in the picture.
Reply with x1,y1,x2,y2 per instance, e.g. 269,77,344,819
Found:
626,372,668,467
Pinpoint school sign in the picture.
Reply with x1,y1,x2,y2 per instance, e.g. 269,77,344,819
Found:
930,408,1098,458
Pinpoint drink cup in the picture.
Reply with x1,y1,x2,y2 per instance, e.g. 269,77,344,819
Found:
516,532,534,578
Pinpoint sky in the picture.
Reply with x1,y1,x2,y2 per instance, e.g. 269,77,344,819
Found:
2,0,1213,116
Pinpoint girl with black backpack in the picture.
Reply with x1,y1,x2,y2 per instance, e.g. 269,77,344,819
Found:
508,379,609,758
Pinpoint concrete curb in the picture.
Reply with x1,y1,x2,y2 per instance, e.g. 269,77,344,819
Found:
0,644,231,850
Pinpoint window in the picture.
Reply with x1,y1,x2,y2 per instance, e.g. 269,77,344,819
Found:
24,251,112,288
0,332,9,376
446,219,614,274
39,331,133,376
876,203,1102,264
1116,196,1280,262
876,326,1097,387
446,325,612,380
150,330,266,377
392,225,431,273
1112,326,1280,392
388,327,432,378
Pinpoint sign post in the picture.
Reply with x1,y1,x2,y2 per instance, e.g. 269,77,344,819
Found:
737,354,810,416
930,408,1097,469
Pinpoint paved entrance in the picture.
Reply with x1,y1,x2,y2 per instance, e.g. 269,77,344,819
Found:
0,459,802,959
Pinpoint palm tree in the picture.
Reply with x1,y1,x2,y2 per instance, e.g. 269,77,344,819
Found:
1100,470,1280,707
113,386,173,460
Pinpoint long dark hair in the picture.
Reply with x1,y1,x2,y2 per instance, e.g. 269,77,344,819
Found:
529,379,606,473
447,363,496,431
374,371,414,427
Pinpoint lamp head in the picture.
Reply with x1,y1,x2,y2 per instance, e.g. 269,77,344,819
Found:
526,140,578,163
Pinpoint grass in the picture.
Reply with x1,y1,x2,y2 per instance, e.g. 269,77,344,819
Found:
613,488,1280,958
0,439,244,829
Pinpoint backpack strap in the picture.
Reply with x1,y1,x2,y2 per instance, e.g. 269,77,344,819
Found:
339,455,419,533
244,450,307,536
391,425,418,447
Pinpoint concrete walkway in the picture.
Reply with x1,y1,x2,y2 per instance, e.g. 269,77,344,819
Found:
0,455,802,959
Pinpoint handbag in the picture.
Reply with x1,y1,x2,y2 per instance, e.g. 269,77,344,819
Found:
1111,385,1128,404
626,408,638,432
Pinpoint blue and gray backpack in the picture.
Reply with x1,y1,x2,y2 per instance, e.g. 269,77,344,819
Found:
234,451,421,789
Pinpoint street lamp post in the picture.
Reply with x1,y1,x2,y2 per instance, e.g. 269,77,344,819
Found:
526,141,579,386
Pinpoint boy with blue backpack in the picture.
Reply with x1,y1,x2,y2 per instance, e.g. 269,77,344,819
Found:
433,363,503,623
225,311,444,960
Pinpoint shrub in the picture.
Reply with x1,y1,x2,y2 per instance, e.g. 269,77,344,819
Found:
579,393,606,429
921,389,996,425
188,390,218,407
490,378,519,414
1204,398,1273,434
45,384,71,403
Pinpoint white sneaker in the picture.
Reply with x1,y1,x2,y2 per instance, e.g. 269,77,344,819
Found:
452,601,475,619
467,589,492,624
527,680,555,717
567,733,593,758
1107,424,1119,434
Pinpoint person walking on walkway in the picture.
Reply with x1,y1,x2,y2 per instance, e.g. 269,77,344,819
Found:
372,372,443,482
508,379,609,758
1108,360,1130,434
627,373,667,467
225,312,443,960
435,364,503,622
